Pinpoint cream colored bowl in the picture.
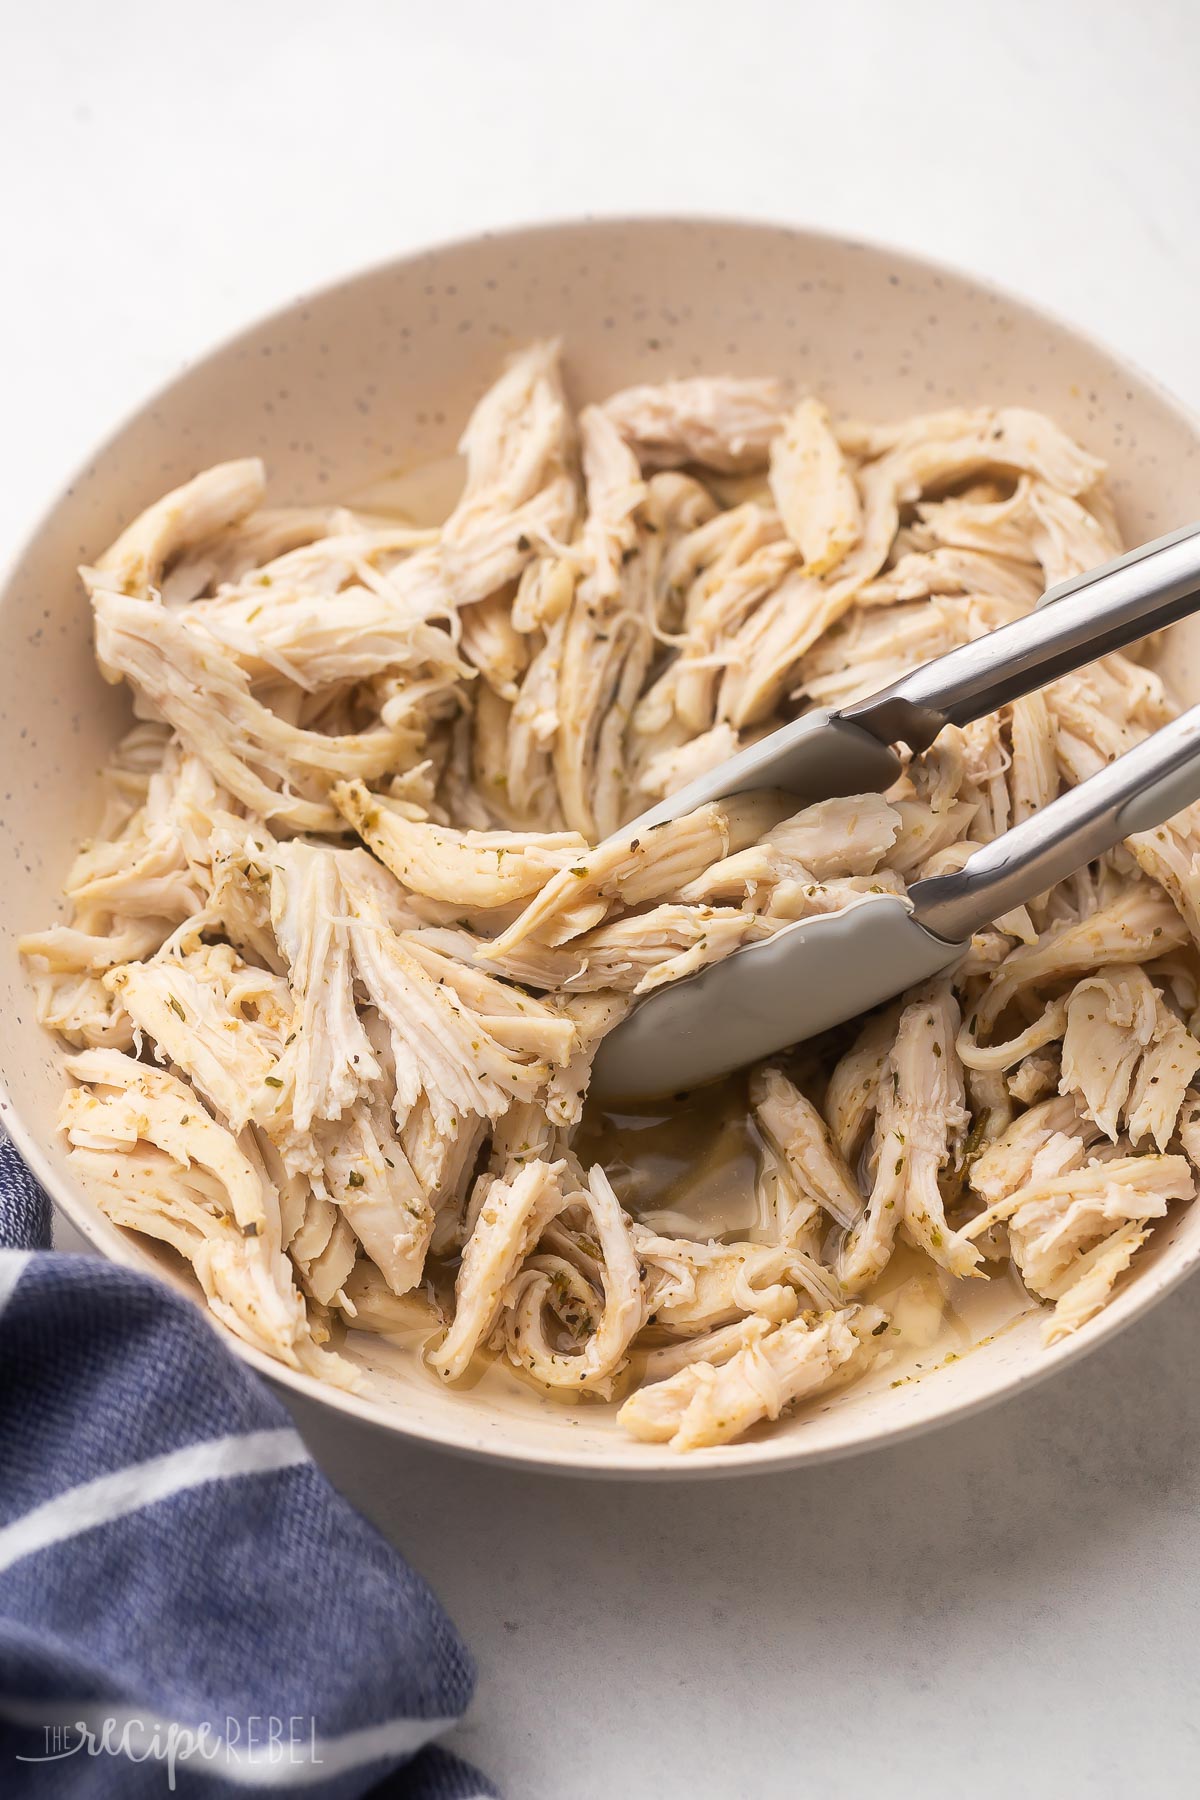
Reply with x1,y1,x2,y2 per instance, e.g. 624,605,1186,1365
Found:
5,218,1200,1478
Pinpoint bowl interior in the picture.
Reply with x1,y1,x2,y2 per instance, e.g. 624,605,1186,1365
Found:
6,218,1200,1476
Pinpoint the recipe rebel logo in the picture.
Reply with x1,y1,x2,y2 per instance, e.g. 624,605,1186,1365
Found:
10,1707,323,1790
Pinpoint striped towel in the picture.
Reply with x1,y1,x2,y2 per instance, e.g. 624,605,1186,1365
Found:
0,1136,496,1798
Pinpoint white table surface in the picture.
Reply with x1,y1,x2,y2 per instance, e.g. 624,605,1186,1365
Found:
7,2,1200,1793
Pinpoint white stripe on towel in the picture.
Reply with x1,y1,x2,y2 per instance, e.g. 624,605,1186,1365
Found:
0,1250,32,1324
245,1714,463,1786
0,1426,308,1575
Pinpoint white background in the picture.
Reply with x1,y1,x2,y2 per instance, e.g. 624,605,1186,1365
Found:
7,2,1200,1793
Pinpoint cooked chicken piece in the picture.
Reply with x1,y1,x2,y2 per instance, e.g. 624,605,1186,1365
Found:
745,1146,821,1265
639,471,723,627
1124,812,1200,953
824,1003,904,1165
62,1048,269,1232
765,869,901,921
827,407,1106,623
104,947,290,1133
975,1154,1192,1307
1008,692,1059,920
1148,953,1200,1022
1060,967,1200,1150
769,398,861,575
71,1137,354,1379
451,480,579,613
966,1093,1098,1206
338,859,564,1134
750,1067,863,1230
641,1315,773,1382
22,968,135,1053
20,836,181,1053
182,530,462,692
314,1097,433,1295
854,547,1041,612
796,597,968,711
59,761,205,928
1043,1221,1151,1341
766,793,901,878
285,1186,359,1309
959,998,1069,1091
399,935,576,1061
914,479,1039,564
685,848,902,923
485,793,786,957
1008,1050,1060,1105
601,376,784,471
968,1130,1140,1254
332,777,585,906
634,1232,835,1333
165,503,377,603
915,837,1035,945
676,843,803,908
466,682,522,829
269,842,383,1132
841,405,1105,494
667,538,800,733
840,980,978,1287
955,713,1011,843
1049,681,1172,828
18,918,166,983
440,340,576,606
84,460,266,602
485,1100,567,1185
1061,967,1164,1141
428,1158,571,1380
455,593,531,700
251,1128,318,1250
576,404,647,599
550,410,655,837
659,500,786,632
1026,481,1120,585
973,884,1187,1037
409,1099,490,1257
176,837,281,971
92,591,416,831
59,1049,340,1374
635,722,741,802
540,993,627,1130
479,905,767,995
503,1167,646,1396
1059,653,1174,740
884,797,979,878
504,616,568,827
618,1307,881,1451
511,554,577,633
1048,679,1142,776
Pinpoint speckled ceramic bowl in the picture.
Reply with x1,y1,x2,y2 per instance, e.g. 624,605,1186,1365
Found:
5,218,1200,1478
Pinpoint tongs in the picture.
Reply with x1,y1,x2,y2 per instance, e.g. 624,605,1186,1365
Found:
589,523,1200,1101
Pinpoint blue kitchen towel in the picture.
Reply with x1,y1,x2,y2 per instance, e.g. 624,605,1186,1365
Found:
0,1135,496,1798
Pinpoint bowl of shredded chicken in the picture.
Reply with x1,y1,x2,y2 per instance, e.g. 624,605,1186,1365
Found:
8,220,1200,1472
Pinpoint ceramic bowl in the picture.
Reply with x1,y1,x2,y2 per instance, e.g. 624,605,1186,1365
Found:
5,218,1200,1477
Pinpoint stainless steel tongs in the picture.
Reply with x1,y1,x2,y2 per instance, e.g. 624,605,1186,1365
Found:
589,523,1200,1100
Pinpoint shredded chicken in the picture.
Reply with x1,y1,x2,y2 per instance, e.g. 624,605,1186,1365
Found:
26,345,1198,1454
617,1306,883,1451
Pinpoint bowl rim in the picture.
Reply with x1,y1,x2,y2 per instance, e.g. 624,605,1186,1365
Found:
5,210,1200,1480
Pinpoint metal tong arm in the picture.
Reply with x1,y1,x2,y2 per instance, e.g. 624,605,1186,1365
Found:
913,703,1200,943
839,521,1200,756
